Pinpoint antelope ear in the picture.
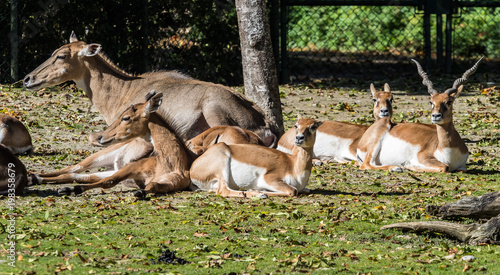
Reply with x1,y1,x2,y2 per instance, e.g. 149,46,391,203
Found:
450,85,464,99
313,120,324,130
145,93,163,114
297,114,303,120
370,83,377,97
78,43,101,57
384,83,391,93
69,31,79,43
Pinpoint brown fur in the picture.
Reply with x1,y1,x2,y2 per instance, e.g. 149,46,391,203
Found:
277,83,392,164
186,126,267,155
0,145,28,196
0,115,33,155
24,34,279,143
190,117,323,197
58,92,194,195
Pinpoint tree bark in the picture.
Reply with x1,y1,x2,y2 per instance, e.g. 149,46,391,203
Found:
236,0,284,136
10,0,19,82
381,192,500,245
426,192,500,219
380,215,500,245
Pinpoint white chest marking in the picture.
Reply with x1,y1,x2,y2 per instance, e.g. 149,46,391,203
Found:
434,148,468,171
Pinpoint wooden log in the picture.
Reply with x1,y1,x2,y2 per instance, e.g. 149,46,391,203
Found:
380,214,500,245
425,192,500,219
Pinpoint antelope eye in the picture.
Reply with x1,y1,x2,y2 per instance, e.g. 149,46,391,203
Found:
372,98,377,102
56,55,66,60
293,125,298,129
121,116,131,122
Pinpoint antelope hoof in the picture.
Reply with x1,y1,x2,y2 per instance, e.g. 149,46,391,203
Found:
58,187,74,196
312,159,323,166
58,186,84,196
133,189,147,198
300,188,311,194
30,174,43,185
390,166,404,172
257,193,268,199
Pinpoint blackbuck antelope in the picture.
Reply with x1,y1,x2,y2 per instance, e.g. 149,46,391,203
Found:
33,138,153,185
58,91,193,196
0,115,33,155
356,57,483,172
0,144,28,196
186,126,273,156
277,84,393,164
189,116,323,197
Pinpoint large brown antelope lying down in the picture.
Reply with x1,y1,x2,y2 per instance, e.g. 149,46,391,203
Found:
186,126,274,156
356,57,483,172
0,144,29,196
24,32,278,183
23,32,279,143
58,91,193,197
0,114,33,155
189,116,323,198
277,84,393,164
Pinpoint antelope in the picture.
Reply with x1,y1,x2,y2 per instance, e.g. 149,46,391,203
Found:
23,32,279,143
0,115,33,155
186,125,273,156
58,91,193,196
24,32,278,183
189,116,323,197
32,138,153,184
277,84,393,164
0,144,29,196
356,57,483,172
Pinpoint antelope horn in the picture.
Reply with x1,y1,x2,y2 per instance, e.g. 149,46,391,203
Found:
411,59,438,95
444,56,484,94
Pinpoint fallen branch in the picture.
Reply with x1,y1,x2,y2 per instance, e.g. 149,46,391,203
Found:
425,192,500,219
381,192,500,245
380,215,500,245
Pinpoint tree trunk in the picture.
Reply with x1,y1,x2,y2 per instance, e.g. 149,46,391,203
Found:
10,0,19,82
235,0,284,136
426,192,500,219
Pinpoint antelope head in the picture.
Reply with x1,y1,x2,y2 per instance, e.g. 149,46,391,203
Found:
23,32,102,90
293,115,323,149
412,57,483,125
97,90,163,145
370,83,393,119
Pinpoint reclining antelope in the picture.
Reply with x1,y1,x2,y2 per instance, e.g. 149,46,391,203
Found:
186,125,273,156
189,116,323,197
0,114,33,155
58,91,193,196
277,83,393,164
35,118,270,186
0,144,29,196
356,57,483,172
24,32,278,183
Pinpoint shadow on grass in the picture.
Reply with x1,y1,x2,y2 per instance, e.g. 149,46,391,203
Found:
308,189,409,197
464,169,500,176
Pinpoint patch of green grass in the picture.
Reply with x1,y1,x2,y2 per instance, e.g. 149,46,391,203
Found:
1,82,500,274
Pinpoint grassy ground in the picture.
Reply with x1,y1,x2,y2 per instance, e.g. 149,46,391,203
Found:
0,78,499,274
